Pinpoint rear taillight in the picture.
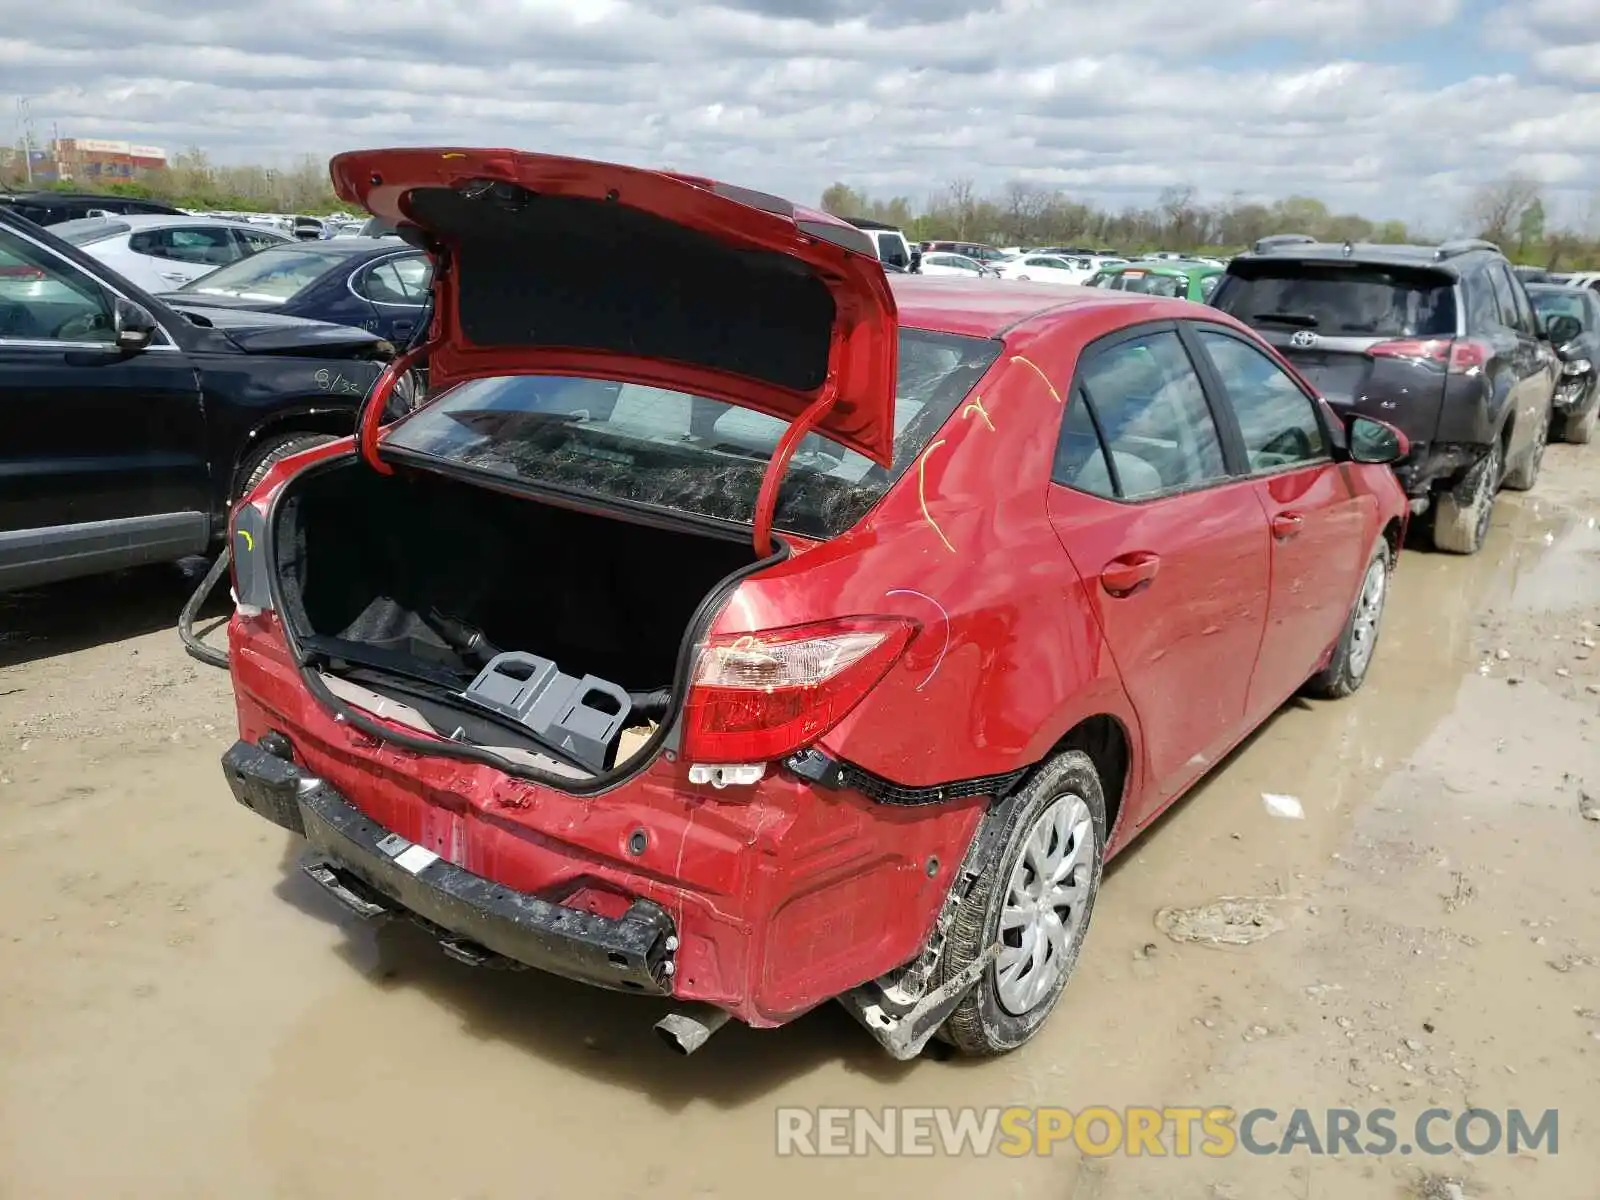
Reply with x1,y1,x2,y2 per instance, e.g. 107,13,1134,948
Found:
0,264,44,280
1367,338,1488,374
681,617,917,764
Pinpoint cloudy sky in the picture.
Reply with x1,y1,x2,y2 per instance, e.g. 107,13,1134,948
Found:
7,0,1600,225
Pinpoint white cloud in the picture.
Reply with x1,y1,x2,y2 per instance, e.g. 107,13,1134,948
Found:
2,0,1593,226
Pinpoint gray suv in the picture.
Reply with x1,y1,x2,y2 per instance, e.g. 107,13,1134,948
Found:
1211,237,1559,554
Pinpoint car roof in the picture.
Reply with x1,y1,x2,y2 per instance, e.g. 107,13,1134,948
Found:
889,275,1209,338
254,236,407,256
62,213,278,230
1106,260,1213,276
1231,240,1499,276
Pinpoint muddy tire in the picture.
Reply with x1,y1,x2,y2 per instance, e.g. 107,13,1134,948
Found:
936,751,1107,1056
1305,541,1389,699
1431,438,1502,555
236,432,339,501
1502,407,1548,492
1560,394,1599,445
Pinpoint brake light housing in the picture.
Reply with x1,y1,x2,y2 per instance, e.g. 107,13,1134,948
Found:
1367,337,1488,374
681,616,918,764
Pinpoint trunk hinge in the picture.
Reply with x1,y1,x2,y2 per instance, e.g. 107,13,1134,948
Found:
357,337,435,475
751,375,839,557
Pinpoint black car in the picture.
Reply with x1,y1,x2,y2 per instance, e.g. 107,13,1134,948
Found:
162,238,432,346
1211,238,1559,555
0,191,187,226
0,207,399,592
1525,283,1600,444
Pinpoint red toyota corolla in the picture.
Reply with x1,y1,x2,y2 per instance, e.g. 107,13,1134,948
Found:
219,148,1409,1060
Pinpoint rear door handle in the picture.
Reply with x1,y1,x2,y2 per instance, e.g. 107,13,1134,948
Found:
1100,551,1160,597
1271,513,1305,540
158,271,189,283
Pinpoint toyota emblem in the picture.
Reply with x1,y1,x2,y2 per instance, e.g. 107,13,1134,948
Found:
1290,330,1318,348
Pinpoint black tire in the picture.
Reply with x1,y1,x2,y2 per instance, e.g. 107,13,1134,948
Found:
1502,406,1549,491
1305,540,1390,699
1560,391,1598,445
937,750,1107,1056
236,432,339,500
1431,437,1502,555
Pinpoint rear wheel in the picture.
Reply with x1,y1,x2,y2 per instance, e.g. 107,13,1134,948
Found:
1431,437,1502,555
1305,542,1389,699
236,432,339,501
1502,407,1549,491
936,751,1107,1055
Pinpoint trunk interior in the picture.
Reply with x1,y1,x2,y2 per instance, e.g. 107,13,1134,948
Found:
271,460,758,775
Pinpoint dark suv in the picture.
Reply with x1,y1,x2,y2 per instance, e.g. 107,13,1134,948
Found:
0,207,402,592
1211,237,1559,554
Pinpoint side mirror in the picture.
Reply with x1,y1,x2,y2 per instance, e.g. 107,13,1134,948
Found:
909,248,922,273
113,297,158,353
1544,313,1583,346
1347,415,1408,465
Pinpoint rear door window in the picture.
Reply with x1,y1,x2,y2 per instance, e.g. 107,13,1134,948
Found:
1070,330,1229,499
382,328,1001,539
129,226,240,266
1052,388,1115,498
1214,262,1457,337
1195,330,1327,472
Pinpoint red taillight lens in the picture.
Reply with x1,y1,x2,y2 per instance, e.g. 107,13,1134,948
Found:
681,616,918,764
0,264,45,280
1367,338,1487,374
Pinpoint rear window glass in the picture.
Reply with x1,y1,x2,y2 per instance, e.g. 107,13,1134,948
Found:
383,329,1001,540
174,244,361,301
1214,262,1457,337
1106,271,1185,298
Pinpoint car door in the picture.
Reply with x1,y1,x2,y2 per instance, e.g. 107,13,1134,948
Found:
1186,324,1368,716
348,252,433,343
1486,263,1545,462
0,221,209,588
1046,325,1272,818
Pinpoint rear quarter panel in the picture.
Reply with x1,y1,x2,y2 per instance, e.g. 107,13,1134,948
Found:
712,318,1145,818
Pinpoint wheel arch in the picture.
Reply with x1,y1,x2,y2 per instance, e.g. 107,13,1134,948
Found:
229,403,359,495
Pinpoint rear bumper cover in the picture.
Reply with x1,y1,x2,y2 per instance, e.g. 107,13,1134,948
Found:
222,740,677,994
1394,442,1487,498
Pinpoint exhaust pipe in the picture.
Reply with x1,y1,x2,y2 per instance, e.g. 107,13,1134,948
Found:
654,1003,731,1055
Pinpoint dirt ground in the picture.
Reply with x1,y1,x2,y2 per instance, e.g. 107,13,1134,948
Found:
3,451,1599,1200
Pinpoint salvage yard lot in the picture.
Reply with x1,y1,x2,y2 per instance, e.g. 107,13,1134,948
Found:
3,452,1600,1199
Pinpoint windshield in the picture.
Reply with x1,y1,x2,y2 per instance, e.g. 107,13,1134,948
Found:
52,217,131,246
175,244,362,301
383,329,1000,540
1213,262,1458,337
1106,270,1185,298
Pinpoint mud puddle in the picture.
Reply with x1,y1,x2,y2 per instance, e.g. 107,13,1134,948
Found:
3,452,1599,1199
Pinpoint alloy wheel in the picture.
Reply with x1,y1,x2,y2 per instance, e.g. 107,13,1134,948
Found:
1347,555,1387,679
1474,440,1503,545
996,793,1098,1016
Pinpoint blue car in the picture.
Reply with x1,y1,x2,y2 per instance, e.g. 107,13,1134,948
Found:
163,238,431,345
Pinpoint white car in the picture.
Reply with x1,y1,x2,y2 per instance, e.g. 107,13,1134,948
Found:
50,214,294,293
996,253,1093,285
919,252,996,278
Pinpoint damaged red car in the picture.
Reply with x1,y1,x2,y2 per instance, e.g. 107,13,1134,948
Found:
219,148,1410,1059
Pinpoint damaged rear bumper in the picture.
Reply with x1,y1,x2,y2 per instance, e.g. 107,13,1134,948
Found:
222,740,677,993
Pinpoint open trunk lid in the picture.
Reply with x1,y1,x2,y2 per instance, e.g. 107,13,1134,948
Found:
328,148,899,470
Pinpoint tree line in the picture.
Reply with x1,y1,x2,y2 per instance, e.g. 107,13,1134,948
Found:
822,175,1600,270
3,146,349,215
8,144,1596,269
